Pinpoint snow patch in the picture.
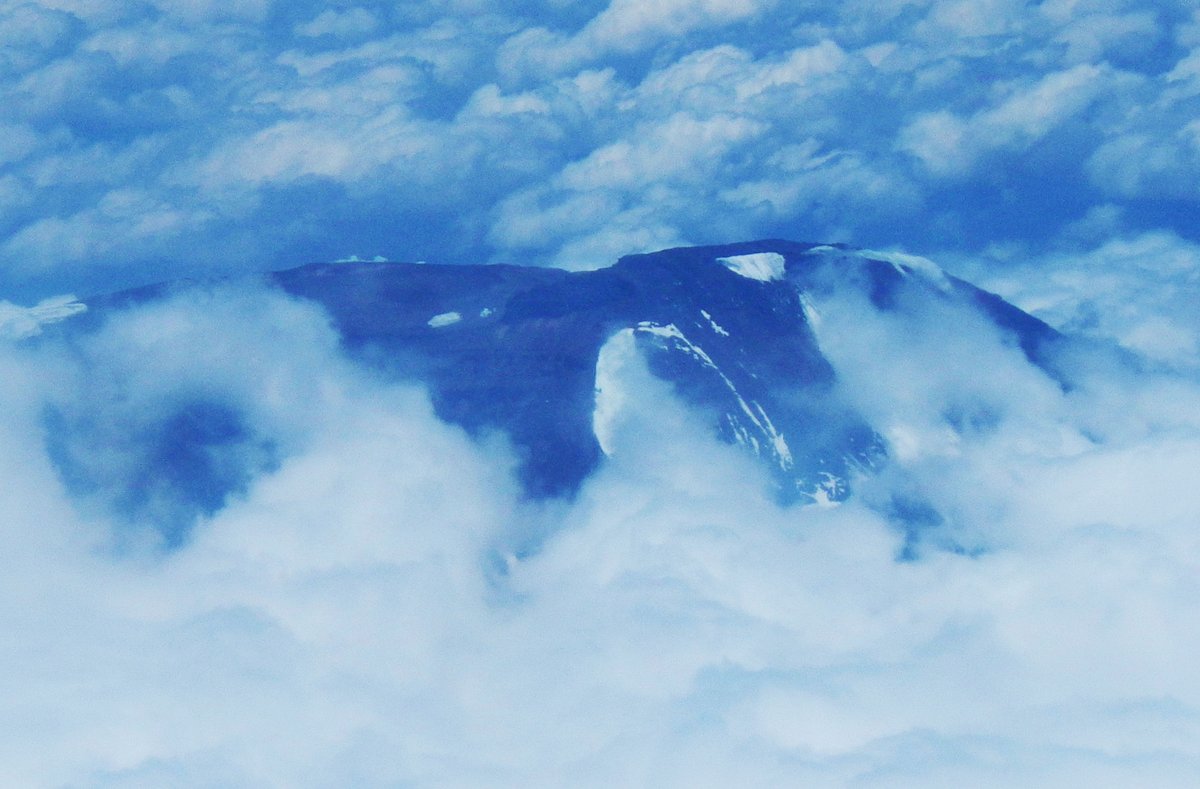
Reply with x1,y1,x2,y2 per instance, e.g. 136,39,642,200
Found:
595,322,795,471
633,322,794,471
798,292,821,329
701,309,730,336
860,249,951,292
716,252,786,282
636,322,687,342
804,473,846,508
336,254,390,263
427,311,462,328
0,295,88,340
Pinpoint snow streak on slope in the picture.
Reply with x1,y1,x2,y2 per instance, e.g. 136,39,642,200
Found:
596,321,794,473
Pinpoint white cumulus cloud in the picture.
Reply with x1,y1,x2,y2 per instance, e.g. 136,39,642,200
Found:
0,246,1198,784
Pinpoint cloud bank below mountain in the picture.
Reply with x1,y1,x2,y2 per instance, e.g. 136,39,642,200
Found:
2,258,1199,786
4,0,1200,784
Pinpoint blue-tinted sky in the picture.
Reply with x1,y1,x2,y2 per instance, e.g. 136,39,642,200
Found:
2,0,1199,300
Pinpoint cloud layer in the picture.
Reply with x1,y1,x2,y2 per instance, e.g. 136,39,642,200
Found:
4,2,1200,785
2,0,1199,296
1,265,1199,786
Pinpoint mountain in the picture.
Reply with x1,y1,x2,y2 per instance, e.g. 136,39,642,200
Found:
38,240,1061,546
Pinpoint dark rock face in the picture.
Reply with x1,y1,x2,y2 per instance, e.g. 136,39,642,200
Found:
270,239,1058,502
271,241,867,501
42,239,1060,544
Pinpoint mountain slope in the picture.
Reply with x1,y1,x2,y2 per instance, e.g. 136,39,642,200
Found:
41,240,1060,544
272,240,1058,500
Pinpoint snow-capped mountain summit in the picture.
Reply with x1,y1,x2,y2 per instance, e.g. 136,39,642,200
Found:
44,240,1060,545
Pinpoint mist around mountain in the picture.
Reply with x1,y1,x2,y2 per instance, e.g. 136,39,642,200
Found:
3,0,1200,785
2,240,1200,786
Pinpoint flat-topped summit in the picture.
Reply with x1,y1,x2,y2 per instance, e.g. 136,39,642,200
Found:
41,240,1060,545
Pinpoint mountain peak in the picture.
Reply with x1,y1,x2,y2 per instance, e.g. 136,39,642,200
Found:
42,241,1059,544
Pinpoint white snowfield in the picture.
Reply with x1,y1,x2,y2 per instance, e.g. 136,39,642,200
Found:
0,295,88,340
427,311,462,328
716,252,787,282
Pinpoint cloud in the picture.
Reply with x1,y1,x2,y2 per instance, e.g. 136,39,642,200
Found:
0,122,40,167
3,0,1199,296
964,230,1200,371
899,64,1117,177
486,40,884,267
294,8,379,40
914,0,1026,38
1087,125,1200,201
0,0,1195,783
1,246,1199,784
0,3,83,74
498,0,778,81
